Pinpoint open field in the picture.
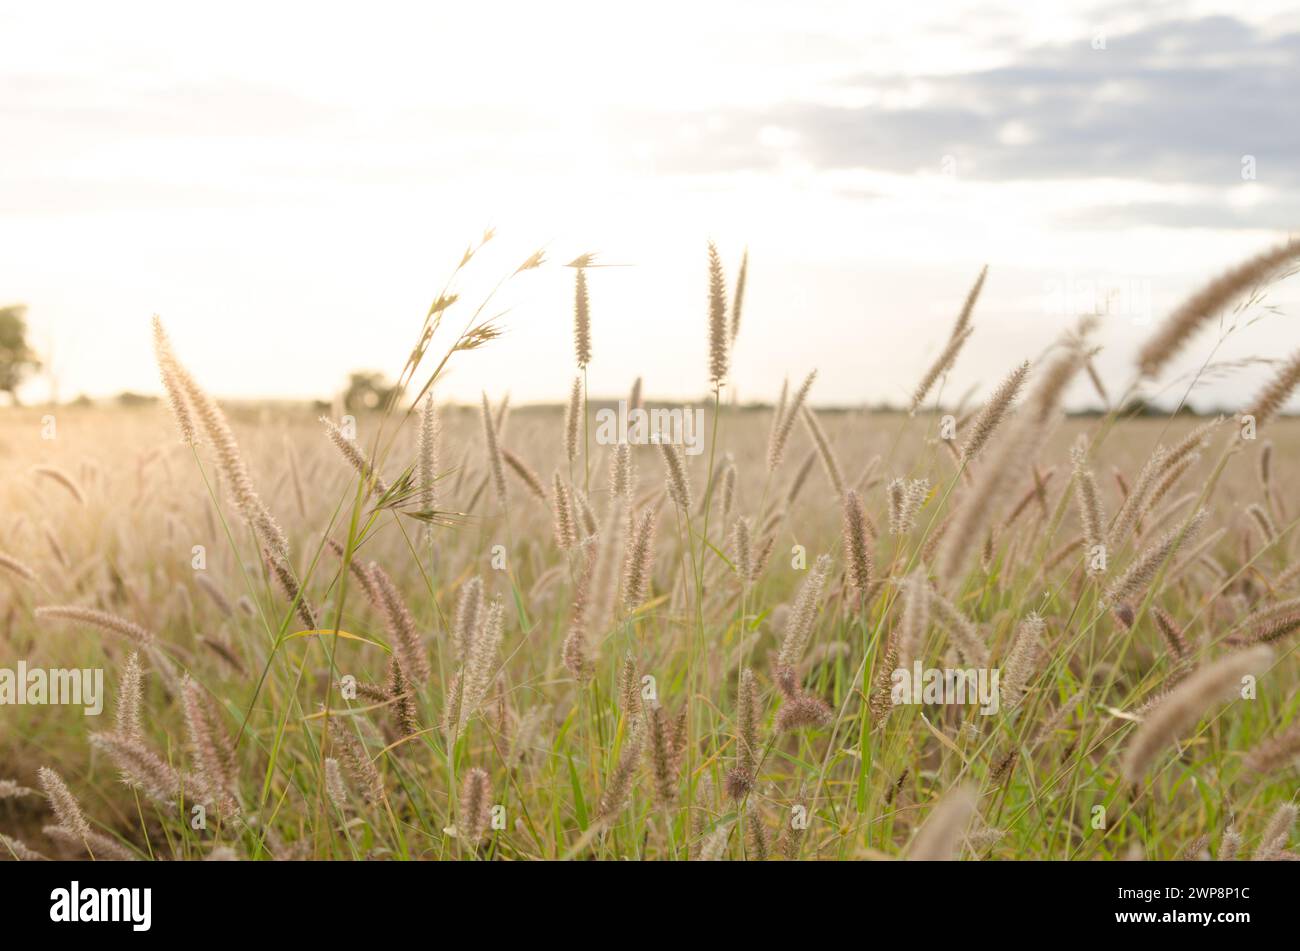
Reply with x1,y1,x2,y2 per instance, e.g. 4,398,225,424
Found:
3,336,1300,861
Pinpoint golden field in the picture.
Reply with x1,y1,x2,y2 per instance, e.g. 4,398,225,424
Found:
3,242,1300,862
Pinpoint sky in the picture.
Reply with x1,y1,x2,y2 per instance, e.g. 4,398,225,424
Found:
2,0,1299,411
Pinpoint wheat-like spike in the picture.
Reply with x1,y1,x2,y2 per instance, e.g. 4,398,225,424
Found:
1182,834,1211,861
320,416,388,496
452,576,484,663
1150,607,1191,662
43,824,135,861
801,405,844,497
777,554,832,674
33,465,85,505
264,548,318,631
324,757,349,811
1003,465,1056,530
154,316,288,556
1106,509,1206,607
888,478,928,535
896,573,930,669
507,703,550,769
744,800,771,861
459,598,505,729
1137,240,1300,378
887,479,906,534
1139,452,1199,531
574,268,592,368
621,509,656,612
907,783,978,860
774,688,833,733
927,584,990,668
1253,803,1297,860
1109,447,1167,547
1122,645,1272,781
767,370,816,471
753,532,777,582
0,779,36,799
618,653,644,729
458,767,493,847
42,527,66,568
1258,440,1273,490
38,766,91,839
610,443,634,500
1140,490,1198,542
596,730,643,825
645,704,683,808
1070,437,1106,574
327,715,383,805
151,315,197,444
729,247,748,342
115,651,144,743
1030,342,1086,424
417,394,438,514
552,473,577,550
1249,611,1300,645
718,458,737,520
327,537,379,605
732,516,753,587
727,667,761,800
1000,613,1046,710
573,488,599,539
384,656,420,738
777,790,810,860
781,449,817,510
691,774,716,843
1235,597,1300,635
960,360,1029,463
501,447,547,502
1244,718,1300,774
89,732,184,806
0,550,39,586
195,573,233,617
1244,348,1300,432
911,325,974,413
658,441,692,510
707,241,729,385
480,391,508,507
1272,560,1300,593
368,561,429,684
35,605,153,647
564,375,584,463
950,264,988,340
841,489,872,594
180,676,238,813
697,819,734,860
1164,415,1223,473
1219,828,1243,861
0,834,47,861
1246,503,1276,546
1083,355,1110,408
562,538,598,682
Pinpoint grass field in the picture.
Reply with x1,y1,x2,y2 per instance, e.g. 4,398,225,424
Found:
3,245,1300,862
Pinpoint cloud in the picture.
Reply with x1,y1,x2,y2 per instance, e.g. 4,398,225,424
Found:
625,15,1300,200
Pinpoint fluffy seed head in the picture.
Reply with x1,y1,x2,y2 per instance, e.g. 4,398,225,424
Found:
707,241,729,385
574,268,592,368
